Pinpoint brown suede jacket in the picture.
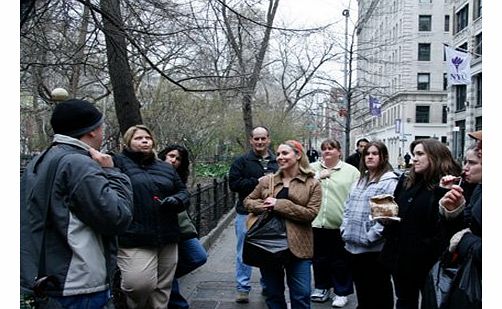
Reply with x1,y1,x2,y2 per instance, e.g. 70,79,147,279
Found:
244,173,322,259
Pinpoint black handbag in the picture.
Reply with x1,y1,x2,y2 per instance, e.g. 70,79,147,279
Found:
423,248,481,309
445,249,481,309
242,175,290,268
422,251,459,309
243,211,290,268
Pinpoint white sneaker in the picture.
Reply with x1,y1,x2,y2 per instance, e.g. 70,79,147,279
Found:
331,295,348,307
310,288,330,302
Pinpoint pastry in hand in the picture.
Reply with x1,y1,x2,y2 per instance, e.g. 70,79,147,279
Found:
370,194,398,218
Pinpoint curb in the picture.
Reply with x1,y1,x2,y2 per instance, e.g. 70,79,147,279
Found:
199,208,236,251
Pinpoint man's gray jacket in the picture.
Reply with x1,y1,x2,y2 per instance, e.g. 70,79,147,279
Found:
20,135,133,297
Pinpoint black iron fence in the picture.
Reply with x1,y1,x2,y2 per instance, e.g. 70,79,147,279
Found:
189,176,236,238
20,156,235,238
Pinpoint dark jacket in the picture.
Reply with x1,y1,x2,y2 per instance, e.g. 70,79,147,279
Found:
441,184,482,264
228,150,278,214
113,149,189,248
346,151,361,169
20,136,134,297
381,174,443,285
457,184,481,262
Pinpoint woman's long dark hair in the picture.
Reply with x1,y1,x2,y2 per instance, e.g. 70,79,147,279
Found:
158,144,190,184
405,139,462,190
358,141,393,184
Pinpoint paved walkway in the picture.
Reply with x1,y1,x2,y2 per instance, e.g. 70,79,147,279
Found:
177,210,358,308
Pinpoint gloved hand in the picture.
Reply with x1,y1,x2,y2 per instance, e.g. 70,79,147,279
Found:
160,196,179,207
449,228,471,252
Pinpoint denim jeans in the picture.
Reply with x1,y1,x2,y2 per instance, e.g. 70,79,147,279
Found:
168,238,208,309
53,289,110,309
260,258,312,309
235,213,267,293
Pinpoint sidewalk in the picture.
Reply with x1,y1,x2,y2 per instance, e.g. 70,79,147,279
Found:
177,210,358,308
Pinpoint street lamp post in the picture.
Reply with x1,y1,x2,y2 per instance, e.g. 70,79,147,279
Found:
342,9,350,157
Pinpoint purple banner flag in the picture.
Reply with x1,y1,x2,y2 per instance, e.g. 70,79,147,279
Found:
445,45,471,85
369,96,381,116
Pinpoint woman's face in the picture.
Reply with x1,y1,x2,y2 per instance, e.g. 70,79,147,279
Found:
164,149,182,169
129,129,153,154
412,143,430,174
463,149,482,184
364,145,381,172
321,144,341,162
276,144,300,171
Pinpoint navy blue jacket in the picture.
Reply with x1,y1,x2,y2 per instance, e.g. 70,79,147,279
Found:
114,149,189,248
229,150,278,214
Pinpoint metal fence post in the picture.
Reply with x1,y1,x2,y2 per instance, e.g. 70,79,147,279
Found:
195,184,201,233
213,178,218,223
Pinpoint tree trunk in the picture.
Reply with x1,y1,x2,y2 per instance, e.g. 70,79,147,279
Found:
69,5,90,97
100,0,142,134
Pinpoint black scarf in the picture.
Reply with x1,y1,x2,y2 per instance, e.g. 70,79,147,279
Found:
122,148,156,167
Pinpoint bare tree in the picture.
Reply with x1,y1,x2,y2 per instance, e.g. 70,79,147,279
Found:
218,0,280,140
99,0,143,133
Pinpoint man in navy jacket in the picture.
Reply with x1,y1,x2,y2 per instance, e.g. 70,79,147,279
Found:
228,126,278,303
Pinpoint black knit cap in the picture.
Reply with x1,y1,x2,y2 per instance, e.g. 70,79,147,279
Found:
50,99,104,138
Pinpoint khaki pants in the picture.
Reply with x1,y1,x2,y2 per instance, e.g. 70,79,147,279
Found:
117,244,178,309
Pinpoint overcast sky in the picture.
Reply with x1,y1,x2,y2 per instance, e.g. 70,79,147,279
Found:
276,0,356,27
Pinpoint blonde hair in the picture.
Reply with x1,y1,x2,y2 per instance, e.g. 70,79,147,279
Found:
282,140,315,176
122,125,156,150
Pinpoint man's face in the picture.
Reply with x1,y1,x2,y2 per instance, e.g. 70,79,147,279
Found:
250,128,270,156
88,125,104,150
357,141,368,154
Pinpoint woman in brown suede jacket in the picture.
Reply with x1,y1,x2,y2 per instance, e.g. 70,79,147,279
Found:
244,140,321,309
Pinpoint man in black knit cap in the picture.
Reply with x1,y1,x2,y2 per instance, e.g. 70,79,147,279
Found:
21,99,134,308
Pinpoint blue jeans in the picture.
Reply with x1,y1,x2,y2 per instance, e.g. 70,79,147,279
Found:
260,258,312,309
168,238,208,309
53,289,110,309
235,213,267,293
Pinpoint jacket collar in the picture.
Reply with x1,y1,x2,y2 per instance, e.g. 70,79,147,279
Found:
53,134,91,151
245,149,276,161
320,159,343,170
272,171,308,184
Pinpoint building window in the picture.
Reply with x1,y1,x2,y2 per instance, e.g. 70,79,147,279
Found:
475,116,482,131
455,85,466,111
456,5,469,33
419,15,432,31
443,73,448,90
442,105,448,123
453,120,466,159
475,73,482,106
419,0,431,3
417,73,430,90
444,15,450,32
418,43,431,61
474,0,482,19
475,33,482,58
416,106,430,123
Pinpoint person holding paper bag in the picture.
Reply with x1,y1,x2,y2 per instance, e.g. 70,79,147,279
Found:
341,141,398,309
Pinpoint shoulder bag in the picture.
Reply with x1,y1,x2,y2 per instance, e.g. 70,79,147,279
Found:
242,175,290,268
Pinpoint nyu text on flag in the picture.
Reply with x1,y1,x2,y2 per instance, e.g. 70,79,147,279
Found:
444,45,471,85
369,96,381,117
